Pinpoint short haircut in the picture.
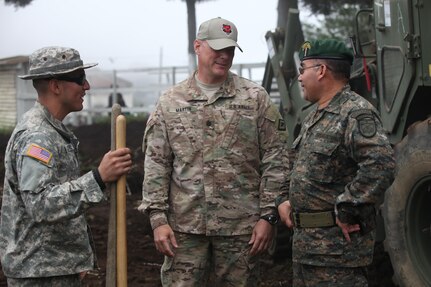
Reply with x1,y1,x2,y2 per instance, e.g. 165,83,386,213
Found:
32,78,50,94
322,59,351,81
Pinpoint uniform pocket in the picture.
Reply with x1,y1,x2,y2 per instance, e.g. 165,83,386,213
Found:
220,112,257,152
306,141,339,183
165,115,199,164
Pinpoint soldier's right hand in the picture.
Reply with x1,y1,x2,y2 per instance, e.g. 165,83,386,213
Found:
278,200,293,228
98,148,132,183
153,224,178,257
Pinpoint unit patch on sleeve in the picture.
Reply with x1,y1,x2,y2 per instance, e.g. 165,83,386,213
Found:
26,143,52,164
351,109,377,138
278,118,287,131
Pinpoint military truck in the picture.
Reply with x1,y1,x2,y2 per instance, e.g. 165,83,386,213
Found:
262,1,431,286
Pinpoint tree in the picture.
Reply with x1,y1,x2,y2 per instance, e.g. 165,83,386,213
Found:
184,0,197,73
179,0,213,73
277,0,299,29
274,0,373,42
4,0,33,7
300,0,372,15
301,4,362,41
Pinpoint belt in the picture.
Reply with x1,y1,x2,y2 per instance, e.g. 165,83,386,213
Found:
293,210,336,228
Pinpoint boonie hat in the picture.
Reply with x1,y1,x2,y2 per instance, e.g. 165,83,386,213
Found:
197,17,243,52
19,46,97,80
299,39,353,65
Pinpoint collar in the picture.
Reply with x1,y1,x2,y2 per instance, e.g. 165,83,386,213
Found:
35,101,78,145
184,71,238,103
320,84,351,114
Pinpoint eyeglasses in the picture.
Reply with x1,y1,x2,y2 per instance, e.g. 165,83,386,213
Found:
54,74,87,86
298,64,322,75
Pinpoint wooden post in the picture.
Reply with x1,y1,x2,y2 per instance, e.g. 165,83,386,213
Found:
106,104,121,287
116,115,127,287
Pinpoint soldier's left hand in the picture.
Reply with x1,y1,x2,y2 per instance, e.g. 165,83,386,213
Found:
278,200,293,228
336,217,360,242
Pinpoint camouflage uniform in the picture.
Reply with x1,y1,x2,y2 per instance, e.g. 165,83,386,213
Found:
0,101,104,279
141,71,288,285
289,86,395,280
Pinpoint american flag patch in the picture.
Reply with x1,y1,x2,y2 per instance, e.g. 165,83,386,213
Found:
26,144,52,164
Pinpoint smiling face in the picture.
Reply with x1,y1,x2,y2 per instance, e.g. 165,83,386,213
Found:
54,69,90,118
194,39,235,84
298,59,323,103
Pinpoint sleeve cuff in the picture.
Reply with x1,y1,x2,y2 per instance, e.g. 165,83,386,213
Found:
149,211,169,230
92,168,106,190
275,195,289,208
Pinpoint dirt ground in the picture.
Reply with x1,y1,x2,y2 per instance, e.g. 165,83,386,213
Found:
0,118,396,286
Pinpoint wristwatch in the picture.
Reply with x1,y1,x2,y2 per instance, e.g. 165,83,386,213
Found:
260,214,279,225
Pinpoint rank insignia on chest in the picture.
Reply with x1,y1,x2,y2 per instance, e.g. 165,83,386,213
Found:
26,143,52,164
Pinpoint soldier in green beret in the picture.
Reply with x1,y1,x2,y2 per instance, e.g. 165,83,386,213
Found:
0,46,133,286
276,39,395,286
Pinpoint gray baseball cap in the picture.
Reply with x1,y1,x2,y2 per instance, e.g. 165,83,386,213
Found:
197,17,243,52
19,46,97,80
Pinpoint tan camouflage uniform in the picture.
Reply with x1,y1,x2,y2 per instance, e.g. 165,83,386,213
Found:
288,85,395,285
141,71,288,286
0,102,104,280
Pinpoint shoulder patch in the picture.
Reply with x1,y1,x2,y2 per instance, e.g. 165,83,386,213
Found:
26,144,52,164
350,109,377,138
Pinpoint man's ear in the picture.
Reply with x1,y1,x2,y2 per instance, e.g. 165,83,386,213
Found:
48,78,61,95
317,64,327,80
194,39,201,55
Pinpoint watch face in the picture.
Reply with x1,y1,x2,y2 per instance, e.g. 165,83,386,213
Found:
262,214,279,225
268,215,278,224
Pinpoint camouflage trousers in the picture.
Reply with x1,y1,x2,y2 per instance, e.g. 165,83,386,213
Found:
6,274,81,287
161,232,260,287
292,262,368,287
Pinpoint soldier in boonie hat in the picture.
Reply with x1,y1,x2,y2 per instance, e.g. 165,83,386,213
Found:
197,17,243,52
19,46,97,80
0,46,132,286
299,39,353,64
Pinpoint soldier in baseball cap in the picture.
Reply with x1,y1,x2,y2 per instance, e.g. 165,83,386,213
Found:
141,16,288,287
197,17,243,52
0,46,132,286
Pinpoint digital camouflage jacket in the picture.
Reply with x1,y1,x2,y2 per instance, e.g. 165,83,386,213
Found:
0,102,104,278
289,85,395,267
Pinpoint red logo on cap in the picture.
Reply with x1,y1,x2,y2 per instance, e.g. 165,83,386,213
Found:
222,24,232,35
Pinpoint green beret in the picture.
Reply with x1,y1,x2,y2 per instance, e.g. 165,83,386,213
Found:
299,39,353,65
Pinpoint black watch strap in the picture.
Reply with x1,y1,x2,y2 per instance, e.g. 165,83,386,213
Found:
260,214,279,225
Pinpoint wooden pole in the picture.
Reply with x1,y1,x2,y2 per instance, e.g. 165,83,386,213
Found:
116,115,127,287
106,104,121,287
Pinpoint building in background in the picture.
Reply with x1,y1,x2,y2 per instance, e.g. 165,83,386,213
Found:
0,56,33,129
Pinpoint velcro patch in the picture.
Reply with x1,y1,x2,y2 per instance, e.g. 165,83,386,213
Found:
350,109,377,138
278,118,286,131
357,115,376,138
26,144,52,164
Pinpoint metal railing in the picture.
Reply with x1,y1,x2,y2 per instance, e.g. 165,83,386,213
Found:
65,63,266,126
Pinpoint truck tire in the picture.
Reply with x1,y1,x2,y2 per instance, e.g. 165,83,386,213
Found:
383,118,431,287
